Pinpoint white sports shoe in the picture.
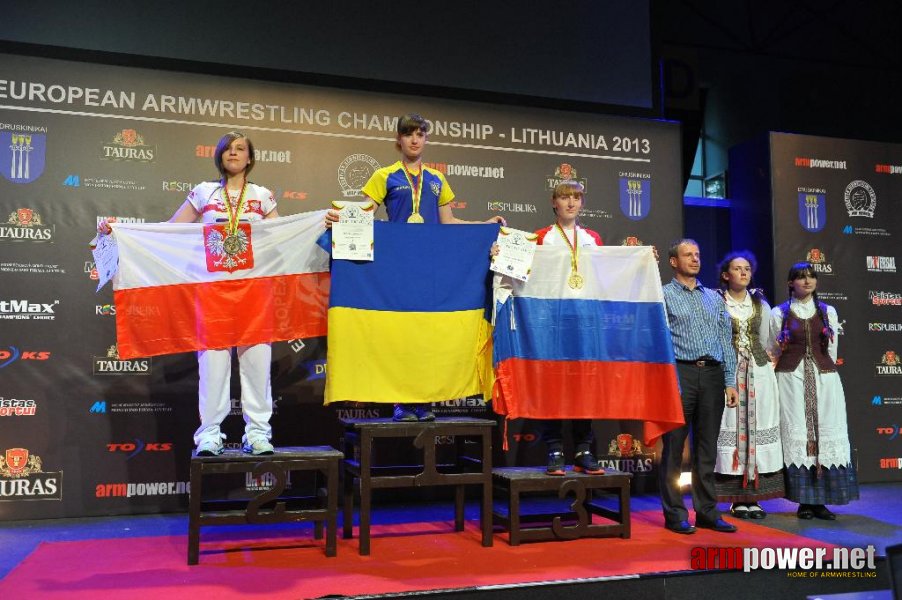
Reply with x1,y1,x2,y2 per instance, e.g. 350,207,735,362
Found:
196,438,224,456
242,437,274,455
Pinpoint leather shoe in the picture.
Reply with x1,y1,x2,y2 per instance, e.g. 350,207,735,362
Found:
747,504,767,519
729,504,750,519
812,505,836,520
797,504,815,519
665,520,696,534
696,518,737,533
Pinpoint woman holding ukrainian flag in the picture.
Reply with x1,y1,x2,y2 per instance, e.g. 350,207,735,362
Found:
325,113,503,421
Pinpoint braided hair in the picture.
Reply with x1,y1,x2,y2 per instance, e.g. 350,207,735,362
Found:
777,261,833,353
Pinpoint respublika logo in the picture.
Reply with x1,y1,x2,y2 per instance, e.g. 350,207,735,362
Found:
0,127,47,184
866,256,896,273
0,448,63,501
487,201,537,213
799,192,826,232
338,154,380,197
869,322,902,332
619,174,651,221
1,208,55,243
0,299,58,320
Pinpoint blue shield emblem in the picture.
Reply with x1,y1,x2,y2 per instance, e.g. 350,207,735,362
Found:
619,178,651,221
798,192,826,232
0,132,47,184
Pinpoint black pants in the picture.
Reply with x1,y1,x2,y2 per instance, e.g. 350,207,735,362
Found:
541,419,594,455
659,363,725,527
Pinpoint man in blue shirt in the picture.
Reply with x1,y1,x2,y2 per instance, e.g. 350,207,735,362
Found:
660,239,739,534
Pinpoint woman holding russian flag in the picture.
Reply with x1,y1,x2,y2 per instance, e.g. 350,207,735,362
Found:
100,131,279,457
533,180,604,476
713,251,784,520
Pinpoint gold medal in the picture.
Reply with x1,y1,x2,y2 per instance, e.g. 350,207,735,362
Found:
407,213,425,224
223,234,241,256
568,271,584,290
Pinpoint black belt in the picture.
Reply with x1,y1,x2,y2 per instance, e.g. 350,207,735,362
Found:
676,358,721,367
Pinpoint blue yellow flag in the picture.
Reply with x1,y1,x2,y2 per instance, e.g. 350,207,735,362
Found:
325,221,499,404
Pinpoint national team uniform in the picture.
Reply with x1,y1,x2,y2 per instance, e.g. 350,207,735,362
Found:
186,181,277,447
361,161,454,223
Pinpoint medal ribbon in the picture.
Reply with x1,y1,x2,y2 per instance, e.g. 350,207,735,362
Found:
401,161,424,219
554,223,579,274
221,179,248,235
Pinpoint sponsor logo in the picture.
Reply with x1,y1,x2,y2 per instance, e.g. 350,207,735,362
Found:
0,397,37,417
869,291,902,306
600,433,655,473
92,344,151,375
302,359,327,381
334,407,382,420
84,261,98,280
619,174,651,221
879,457,902,469
793,156,848,170
621,235,657,257
690,545,876,573
64,175,147,191
0,448,63,501
101,128,155,162
434,395,488,416
545,163,587,191
89,400,172,414
424,161,505,179
870,322,902,332
449,201,467,210
0,262,65,275
0,299,58,320
246,470,292,492
487,201,537,213
96,216,146,227
799,192,826,232
873,395,902,406
162,180,197,193
195,144,293,164
338,154,380,198
817,291,848,303
95,303,161,318
866,256,896,273
107,440,173,460
229,395,280,417
0,208,55,243
0,347,51,369
280,189,308,201
806,248,834,275
841,224,889,237
843,180,876,218
876,350,902,376
95,480,188,498
876,426,900,440
0,127,47,184
875,163,902,174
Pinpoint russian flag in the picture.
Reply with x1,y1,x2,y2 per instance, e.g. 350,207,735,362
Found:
325,221,499,404
492,245,683,446
110,211,330,359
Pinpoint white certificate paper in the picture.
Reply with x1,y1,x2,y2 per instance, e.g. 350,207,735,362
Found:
91,232,120,292
332,201,375,261
490,227,538,282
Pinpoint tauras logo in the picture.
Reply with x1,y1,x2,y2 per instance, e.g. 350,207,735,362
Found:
101,128,155,162
0,299,58,320
876,350,902,376
0,448,63,501
92,344,151,375
1,209,54,242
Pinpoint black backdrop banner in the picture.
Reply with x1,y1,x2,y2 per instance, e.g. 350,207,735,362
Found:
0,53,682,519
769,132,902,484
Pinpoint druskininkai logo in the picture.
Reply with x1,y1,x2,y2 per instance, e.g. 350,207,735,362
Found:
799,192,826,232
0,130,47,184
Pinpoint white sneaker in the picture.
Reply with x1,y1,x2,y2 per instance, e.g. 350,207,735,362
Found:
196,438,224,456
242,437,274,455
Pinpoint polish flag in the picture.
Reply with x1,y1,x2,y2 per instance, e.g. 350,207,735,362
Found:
109,211,330,359
492,245,684,446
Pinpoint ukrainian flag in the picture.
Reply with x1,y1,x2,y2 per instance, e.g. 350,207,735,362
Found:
325,221,499,404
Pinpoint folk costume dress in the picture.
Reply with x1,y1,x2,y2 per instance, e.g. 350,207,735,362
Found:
533,224,602,454
187,180,278,447
771,298,859,505
714,289,785,502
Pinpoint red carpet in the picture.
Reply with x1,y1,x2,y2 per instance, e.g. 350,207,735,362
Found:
0,511,834,599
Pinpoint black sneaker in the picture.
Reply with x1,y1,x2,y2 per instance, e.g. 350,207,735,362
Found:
392,404,418,421
546,451,565,476
414,404,436,421
573,451,603,474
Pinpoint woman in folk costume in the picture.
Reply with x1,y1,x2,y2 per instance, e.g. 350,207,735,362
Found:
771,261,858,519
713,252,783,519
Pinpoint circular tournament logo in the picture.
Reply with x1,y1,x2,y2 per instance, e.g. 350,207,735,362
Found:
843,180,876,218
338,154,380,198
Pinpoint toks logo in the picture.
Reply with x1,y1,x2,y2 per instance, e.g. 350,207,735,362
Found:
0,347,51,369
107,439,173,460
876,426,900,440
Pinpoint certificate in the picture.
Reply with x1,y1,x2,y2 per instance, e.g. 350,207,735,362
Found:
490,227,538,282
332,200,375,261
91,231,120,292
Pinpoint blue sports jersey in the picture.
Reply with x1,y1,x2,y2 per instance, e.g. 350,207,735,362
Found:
361,160,454,223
